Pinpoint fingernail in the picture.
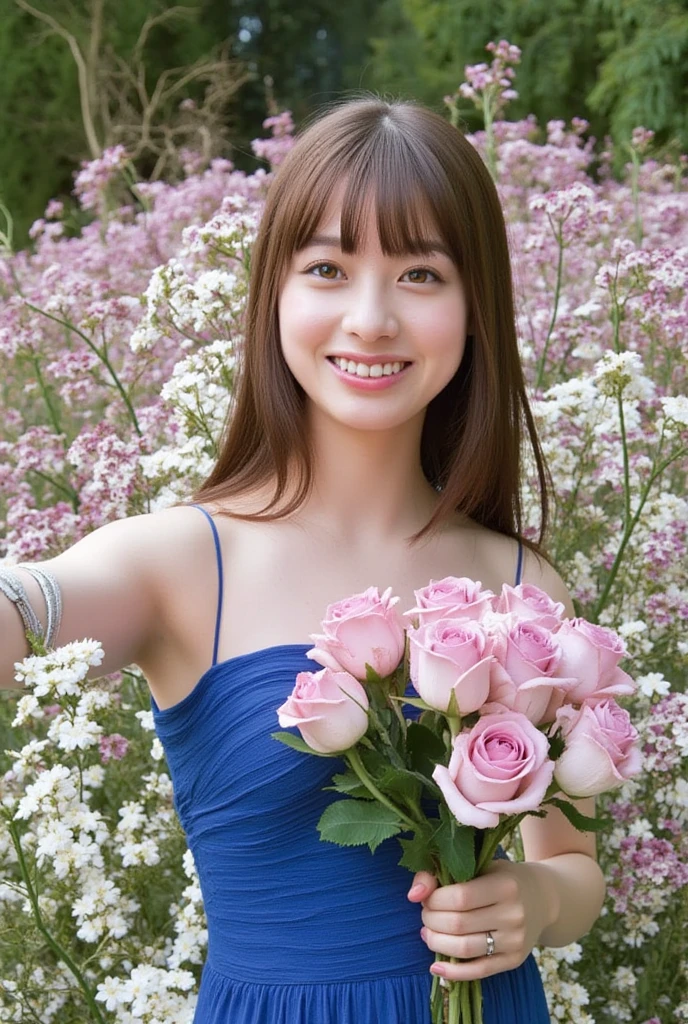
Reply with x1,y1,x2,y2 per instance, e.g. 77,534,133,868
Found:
430,964,446,976
408,884,426,899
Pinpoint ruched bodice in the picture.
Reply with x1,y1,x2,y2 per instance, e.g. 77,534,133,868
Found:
150,507,551,1022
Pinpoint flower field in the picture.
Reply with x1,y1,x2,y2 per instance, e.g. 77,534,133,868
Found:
0,44,686,1024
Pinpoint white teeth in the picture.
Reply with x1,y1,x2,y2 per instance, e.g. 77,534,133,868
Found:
332,357,406,378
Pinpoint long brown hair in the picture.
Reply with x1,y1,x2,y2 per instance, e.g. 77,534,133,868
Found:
182,94,552,553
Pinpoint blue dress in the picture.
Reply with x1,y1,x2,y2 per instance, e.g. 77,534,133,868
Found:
152,505,551,1023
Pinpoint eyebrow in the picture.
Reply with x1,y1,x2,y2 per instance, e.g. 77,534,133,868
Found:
299,233,453,260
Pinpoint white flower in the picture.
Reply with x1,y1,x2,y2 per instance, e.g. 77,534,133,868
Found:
659,395,688,432
11,694,42,726
593,350,655,401
636,672,671,698
48,714,102,751
96,975,126,1010
135,709,155,731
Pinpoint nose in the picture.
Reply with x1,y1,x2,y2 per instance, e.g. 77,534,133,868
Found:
341,283,399,342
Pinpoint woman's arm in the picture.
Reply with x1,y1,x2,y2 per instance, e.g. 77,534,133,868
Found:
518,550,607,947
0,513,165,689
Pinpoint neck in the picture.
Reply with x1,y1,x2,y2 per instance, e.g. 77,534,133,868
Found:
292,405,442,547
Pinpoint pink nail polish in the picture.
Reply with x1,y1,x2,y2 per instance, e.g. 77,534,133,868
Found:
430,963,445,976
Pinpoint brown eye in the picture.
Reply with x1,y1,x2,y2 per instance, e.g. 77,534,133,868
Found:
405,268,439,284
308,262,340,280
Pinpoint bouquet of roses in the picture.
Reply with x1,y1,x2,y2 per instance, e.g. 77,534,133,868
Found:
273,577,643,1024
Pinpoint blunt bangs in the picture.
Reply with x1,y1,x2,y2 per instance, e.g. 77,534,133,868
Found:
288,117,465,271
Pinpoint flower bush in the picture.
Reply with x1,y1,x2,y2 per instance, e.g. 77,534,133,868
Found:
0,42,686,1024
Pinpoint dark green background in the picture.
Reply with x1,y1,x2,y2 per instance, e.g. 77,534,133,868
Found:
2,0,688,246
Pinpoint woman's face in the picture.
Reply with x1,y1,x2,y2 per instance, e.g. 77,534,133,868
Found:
277,182,470,435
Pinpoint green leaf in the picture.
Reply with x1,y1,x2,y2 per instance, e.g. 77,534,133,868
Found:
435,815,475,882
406,720,446,777
270,731,335,758
397,830,437,873
374,766,423,805
317,799,403,853
322,771,374,799
388,695,433,711
545,797,613,833
364,662,385,685
547,727,566,761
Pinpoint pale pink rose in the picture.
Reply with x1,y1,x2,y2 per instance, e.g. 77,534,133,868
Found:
407,618,492,715
403,576,495,627
554,619,636,704
552,700,643,797
432,710,555,829
306,586,405,679
494,583,566,630
277,667,369,753
485,621,578,725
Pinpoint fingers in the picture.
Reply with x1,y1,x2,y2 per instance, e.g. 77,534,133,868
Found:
421,925,500,964
407,871,438,901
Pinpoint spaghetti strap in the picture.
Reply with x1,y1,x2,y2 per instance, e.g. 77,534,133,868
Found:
514,539,524,587
189,503,224,668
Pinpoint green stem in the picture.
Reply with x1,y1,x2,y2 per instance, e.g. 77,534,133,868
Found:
28,353,63,436
591,437,687,620
24,303,142,436
470,978,483,1022
535,222,565,390
27,467,80,507
7,821,106,1023
617,394,632,533
344,747,419,830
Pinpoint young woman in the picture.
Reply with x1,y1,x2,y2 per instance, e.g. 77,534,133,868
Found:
1,96,606,1023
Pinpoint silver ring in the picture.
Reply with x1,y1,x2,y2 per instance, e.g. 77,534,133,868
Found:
486,930,495,957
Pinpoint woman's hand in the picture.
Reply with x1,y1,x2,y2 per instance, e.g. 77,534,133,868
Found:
407,859,554,981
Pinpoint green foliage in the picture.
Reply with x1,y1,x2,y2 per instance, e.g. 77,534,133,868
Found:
588,0,688,146
317,797,403,853
363,0,688,161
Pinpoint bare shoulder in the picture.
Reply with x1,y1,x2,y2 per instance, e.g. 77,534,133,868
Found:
459,519,576,617
519,544,577,618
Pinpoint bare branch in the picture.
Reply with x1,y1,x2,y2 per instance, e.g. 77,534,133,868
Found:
14,0,102,157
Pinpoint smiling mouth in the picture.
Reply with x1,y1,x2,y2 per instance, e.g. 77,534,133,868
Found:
326,356,412,377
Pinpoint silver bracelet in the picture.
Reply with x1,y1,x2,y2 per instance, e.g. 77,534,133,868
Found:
15,565,63,649
0,568,45,646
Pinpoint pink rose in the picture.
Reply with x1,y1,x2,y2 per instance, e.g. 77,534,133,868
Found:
485,621,578,725
554,619,636,705
552,700,643,797
432,710,555,829
407,619,492,715
277,667,369,753
306,586,405,680
403,576,495,627
494,583,566,630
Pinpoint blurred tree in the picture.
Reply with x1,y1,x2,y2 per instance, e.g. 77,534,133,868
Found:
0,0,250,243
363,0,610,139
198,0,379,169
588,0,688,147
